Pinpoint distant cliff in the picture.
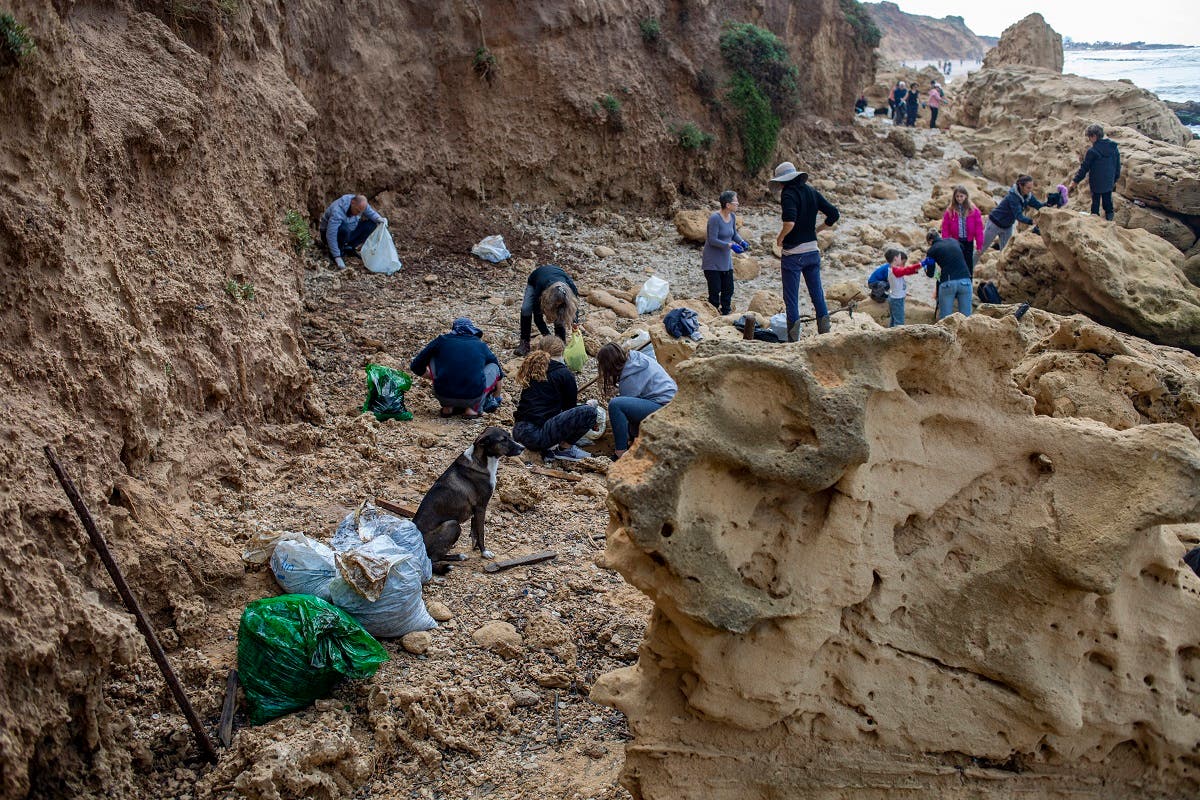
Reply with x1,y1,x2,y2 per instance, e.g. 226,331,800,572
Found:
866,2,987,61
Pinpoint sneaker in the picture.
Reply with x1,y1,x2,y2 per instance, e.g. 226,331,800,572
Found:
550,445,589,462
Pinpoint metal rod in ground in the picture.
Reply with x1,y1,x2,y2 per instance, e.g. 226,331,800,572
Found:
44,445,220,764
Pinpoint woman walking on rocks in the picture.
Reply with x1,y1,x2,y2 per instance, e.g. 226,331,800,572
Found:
941,185,983,270
702,190,750,316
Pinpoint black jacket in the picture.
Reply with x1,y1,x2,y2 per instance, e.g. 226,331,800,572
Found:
988,184,1045,228
780,181,839,250
515,360,578,427
927,238,972,283
1073,138,1121,194
905,89,919,111
409,333,499,400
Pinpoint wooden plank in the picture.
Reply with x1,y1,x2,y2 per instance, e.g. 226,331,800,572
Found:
218,669,238,748
375,498,419,518
483,550,557,574
528,465,583,482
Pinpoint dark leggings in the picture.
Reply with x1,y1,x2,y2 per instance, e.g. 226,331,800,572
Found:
930,107,939,128
1091,191,1114,220
703,270,734,315
957,239,975,276
513,405,598,452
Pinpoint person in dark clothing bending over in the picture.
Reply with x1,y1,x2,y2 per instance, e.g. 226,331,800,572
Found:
979,175,1045,259
923,231,974,320
771,161,839,340
516,264,580,355
1068,123,1121,221
512,335,597,462
410,317,503,418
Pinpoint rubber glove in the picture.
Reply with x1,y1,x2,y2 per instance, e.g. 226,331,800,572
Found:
731,243,744,254
334,257,346,270
378,217,388,227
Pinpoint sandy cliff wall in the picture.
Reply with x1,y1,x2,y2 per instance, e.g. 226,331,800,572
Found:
594,314,1200,799
866,1,986,62
0,0,874,796
982,13,1063,73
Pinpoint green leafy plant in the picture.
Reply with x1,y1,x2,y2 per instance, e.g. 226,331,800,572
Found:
225,279,256,303
0,13,36,66
639,18,661,44
473,46,497,82
599,93,624,131
838,0,881,48
726,73,778,175
284,210,312,253
674,122,714,150
719,22,799,120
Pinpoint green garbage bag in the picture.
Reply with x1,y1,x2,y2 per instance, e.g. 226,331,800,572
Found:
362,363,413,421
237,594,389,724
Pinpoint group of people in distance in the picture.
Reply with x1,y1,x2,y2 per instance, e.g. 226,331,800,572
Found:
882,80,945,128
312,122,1119,456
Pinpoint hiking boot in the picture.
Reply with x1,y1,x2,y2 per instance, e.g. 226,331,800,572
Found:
341,246,359,258
550,445,589,462
816,315,832,335
514,339,531,356
787,320,802,342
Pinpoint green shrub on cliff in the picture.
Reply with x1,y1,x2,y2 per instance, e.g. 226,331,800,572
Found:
838,0,881,48
639,18,661,44
0,13,36,66
726,73,778,175
719,23,798,120
674,122,714,150
284,210,312,254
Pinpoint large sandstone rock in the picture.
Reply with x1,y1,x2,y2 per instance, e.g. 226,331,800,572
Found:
593,315,1200,800
674,210,709,243
1113,202,1198,252
982,13,1063,73
920,166,996,221
998,210,1200,350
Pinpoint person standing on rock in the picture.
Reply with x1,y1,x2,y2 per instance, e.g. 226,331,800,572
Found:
319,193,386,270
890,81,906,121
771,162,839,340
1069,123,1121,221
979,175,1045,260
923,231,974,320
702,190,750,316
515,264,580,355
941,185,983,269
927,82,944,129
905,84,920,127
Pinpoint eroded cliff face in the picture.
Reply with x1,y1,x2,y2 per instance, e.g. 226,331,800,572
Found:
593,314,1200,799
0,1,874,796
865,1,986,62
981,13,1063,73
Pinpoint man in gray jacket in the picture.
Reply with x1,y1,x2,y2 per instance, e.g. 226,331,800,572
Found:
320,194,387,269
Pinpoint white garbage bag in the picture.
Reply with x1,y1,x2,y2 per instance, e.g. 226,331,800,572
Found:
471,234,511,263
635,275,670,314
269,535,338,600
770,313,789,341
360,223,403,275
328,535,437,639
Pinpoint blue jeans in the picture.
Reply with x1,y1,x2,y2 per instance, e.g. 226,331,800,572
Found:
324,219,377,255
609,396,665,451
937,278,973,319
781,251,827,327
888,296,906,326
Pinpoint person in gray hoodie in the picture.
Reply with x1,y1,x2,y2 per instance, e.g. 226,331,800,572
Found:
597,344,677,458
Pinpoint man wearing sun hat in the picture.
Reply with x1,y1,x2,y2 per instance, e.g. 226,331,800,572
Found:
771,161,839,340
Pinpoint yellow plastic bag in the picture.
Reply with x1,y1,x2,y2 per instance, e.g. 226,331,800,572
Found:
564,330,587,372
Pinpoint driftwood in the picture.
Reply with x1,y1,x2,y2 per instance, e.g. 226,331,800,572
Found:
44,446,219,764
527,465,583,482
218,669,238,748
483,550,557,574
375,498,419,518
586,289,638,319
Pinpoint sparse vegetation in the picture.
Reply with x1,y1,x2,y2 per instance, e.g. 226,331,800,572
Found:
719,23,797,173
639,18,661,45
225,279,256,303
674,122,714,150
284,210,312,254
838,0,882,48
599,93,624,131
0,13,36,66
473,46,497,83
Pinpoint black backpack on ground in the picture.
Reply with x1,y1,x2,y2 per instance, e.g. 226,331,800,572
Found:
977,281,1002,304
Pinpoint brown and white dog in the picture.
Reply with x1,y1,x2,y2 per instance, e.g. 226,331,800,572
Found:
413,426,524,572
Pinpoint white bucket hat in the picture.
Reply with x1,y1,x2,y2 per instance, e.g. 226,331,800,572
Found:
769,162,808,183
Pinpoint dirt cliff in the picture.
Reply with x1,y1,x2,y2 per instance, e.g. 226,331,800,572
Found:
0,1,876,797
594,314,1200,799
865,2,987,62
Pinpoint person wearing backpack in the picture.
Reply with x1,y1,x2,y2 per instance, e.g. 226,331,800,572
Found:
1068,123,1121,221
941,185,984,272
869,248,922,326
923,231,973,319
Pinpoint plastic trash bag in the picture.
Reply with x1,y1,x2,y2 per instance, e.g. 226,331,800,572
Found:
363,363,413,422
770,313,789,342
331,502,430,573
635,275,670,314
269,535,338,600
471,235,511,263
577,402,607,445
564,330,587,372
243,530,306,565
329,536,437,639
360,224,403,275
237,594,388,724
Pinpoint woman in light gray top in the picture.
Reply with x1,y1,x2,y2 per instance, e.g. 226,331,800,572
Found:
701,190,750,315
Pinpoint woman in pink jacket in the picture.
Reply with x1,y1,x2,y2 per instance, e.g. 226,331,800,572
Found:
941,185,984,272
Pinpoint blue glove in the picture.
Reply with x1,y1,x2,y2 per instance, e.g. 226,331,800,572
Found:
731,243,744,254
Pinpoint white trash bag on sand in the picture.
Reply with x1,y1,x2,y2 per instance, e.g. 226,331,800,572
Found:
268,535,338,600
360,223,403,275
636,275,669,314
471,234,511,263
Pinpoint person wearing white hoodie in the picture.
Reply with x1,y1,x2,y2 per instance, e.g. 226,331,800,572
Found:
597,344,677,458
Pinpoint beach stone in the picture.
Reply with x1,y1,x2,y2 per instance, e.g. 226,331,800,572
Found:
594,245,616,258
472,621,523,659
509,686,540,707
423,273,437,285
673,210,708,243
869,183,897,200
401,631,431,655
983,13,1062,73
747,290,783,316
733,255,761,280
426,600,453,621
1113,203,1197,252
887,128,915,158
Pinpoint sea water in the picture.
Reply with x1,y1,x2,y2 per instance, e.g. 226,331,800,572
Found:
1065,47,1200,134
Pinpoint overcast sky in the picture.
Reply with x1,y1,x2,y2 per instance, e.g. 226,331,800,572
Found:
889,1,1200,45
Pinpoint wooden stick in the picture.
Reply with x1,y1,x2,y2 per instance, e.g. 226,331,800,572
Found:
375,498,419,518
553,690,562,744
44,446,219,764
528,465,583,483
218,669,238,748
483,550,557,574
